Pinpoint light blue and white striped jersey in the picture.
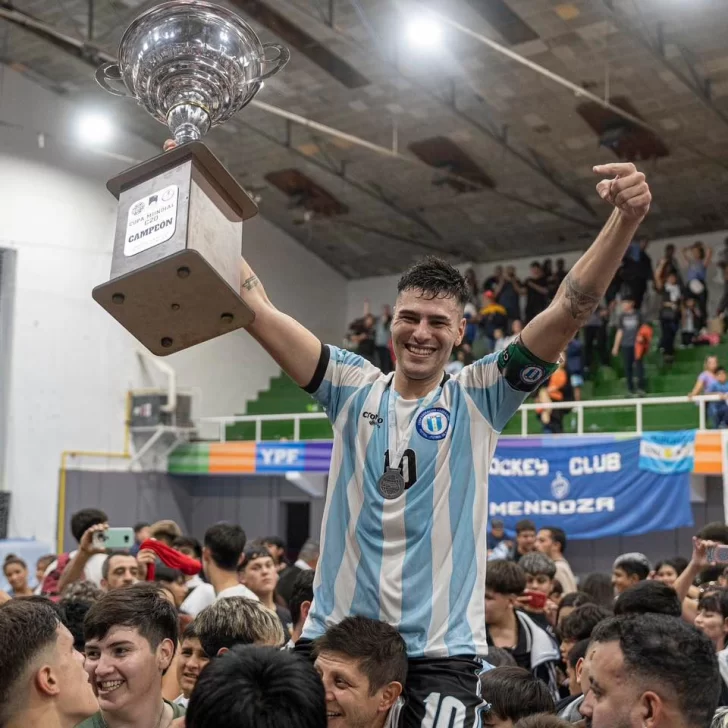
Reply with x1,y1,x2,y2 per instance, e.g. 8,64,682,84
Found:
301,344,529,658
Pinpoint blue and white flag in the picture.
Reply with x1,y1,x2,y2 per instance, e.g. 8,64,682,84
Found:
639,430,696,474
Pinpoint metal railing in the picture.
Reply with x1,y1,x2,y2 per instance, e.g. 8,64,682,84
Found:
199,394,726,442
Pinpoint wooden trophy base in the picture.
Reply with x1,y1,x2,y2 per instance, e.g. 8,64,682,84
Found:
94,142,258,356
92,249,255,356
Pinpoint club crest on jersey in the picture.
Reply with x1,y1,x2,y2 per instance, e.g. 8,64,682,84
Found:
416,407,450,441
520,365,545,386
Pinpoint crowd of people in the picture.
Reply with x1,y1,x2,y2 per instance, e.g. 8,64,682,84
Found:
3,508,728,728
344,238,728,416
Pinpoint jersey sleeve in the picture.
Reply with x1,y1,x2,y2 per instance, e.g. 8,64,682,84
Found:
455,337,558,433
303,344,381,422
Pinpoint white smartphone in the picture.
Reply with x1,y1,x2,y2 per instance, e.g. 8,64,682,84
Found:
92,527,135,550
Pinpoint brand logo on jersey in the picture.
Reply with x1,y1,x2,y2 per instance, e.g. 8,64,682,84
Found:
551,471,570,500
520,365,545,385
416,408,450,440
362,411,383,427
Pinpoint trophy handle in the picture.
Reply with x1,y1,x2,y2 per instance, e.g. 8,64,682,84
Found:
95,63,132,98
259,43,291,80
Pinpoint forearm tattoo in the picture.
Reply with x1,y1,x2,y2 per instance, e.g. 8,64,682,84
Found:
242,275,260,291
561,272,600,323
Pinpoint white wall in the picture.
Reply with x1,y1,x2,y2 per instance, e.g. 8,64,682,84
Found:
0,67,346,541
346,229,728,323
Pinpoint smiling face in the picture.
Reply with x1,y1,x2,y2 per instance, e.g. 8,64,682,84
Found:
694,607,728,649
84,626,173,717
611,567,637,596
391,289,465,386
177,636,209,699
655,565,678,587
4,562,28,592
315,652,395,728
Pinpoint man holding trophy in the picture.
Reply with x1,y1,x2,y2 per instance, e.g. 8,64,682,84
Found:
94,2,652,725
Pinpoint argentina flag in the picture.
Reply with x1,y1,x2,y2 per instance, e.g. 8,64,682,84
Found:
639,430,696,474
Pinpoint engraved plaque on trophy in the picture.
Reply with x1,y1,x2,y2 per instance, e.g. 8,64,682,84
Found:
92,0,289,355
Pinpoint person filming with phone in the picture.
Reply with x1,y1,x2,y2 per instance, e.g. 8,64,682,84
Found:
485,560,561,700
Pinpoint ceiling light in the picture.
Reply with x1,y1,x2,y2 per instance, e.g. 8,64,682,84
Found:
405,16,443,49
78,112,113,145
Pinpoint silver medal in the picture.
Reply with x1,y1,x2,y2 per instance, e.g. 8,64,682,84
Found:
378,468,405,500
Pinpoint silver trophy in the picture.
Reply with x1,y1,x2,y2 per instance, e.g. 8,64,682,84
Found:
92,0,290,355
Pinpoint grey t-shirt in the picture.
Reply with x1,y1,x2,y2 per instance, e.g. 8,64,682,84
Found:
618,311,642,348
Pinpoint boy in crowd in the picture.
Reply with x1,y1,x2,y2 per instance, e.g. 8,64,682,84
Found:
193,596,285,657
313,616,407,728
175,623,209,709
557,604,612,664
201,523,258,602
613,580,682,617
480,666,554,728
611,552,650,596
239,546,292,637
535,527,577,594
287,570,315,648
186,646,326,728
485,560,561,700
0,598,99,728
519,552,559,629
42,508,109,595
79,582,185,727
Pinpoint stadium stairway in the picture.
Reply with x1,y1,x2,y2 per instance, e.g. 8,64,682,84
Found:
225,342,728,441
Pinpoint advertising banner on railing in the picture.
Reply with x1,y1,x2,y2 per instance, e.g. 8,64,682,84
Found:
489,436,694,539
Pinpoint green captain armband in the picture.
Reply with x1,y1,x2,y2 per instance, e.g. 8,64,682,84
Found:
496,336,559,392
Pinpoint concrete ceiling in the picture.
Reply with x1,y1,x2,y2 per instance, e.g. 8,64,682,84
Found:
3,0,728,278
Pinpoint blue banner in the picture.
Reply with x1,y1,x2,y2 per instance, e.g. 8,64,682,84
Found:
639,430,696,474
489,437,693,539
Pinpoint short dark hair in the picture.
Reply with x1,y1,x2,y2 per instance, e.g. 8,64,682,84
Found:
312,616,407,695
263,536,285,549
186,646,326,728
396,257,470,308
0,599,62,725
613,553,650,581
558,591,596,612
558,604,612,642
485,647,518,667
154,564,184,584
133,522,150,534
698,522,728,544
181,622,199,642
204,523,247,571
567,638,590,669
590,614,720,728
516,519,537,535
70,508,108,543
541,526,567,554
486,560,526,596
480,667,554,722
614,580,682,618
60,599,94,652
84,582,178,652
289,570,315,627
240,546,274,571
101,551,135,581
173,536,203,560
194,597,285,657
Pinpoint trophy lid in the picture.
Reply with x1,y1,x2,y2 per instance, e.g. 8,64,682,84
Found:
107,142,259,222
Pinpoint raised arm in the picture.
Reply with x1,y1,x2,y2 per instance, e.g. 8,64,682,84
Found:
521,163,651,362
240,258,323,387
